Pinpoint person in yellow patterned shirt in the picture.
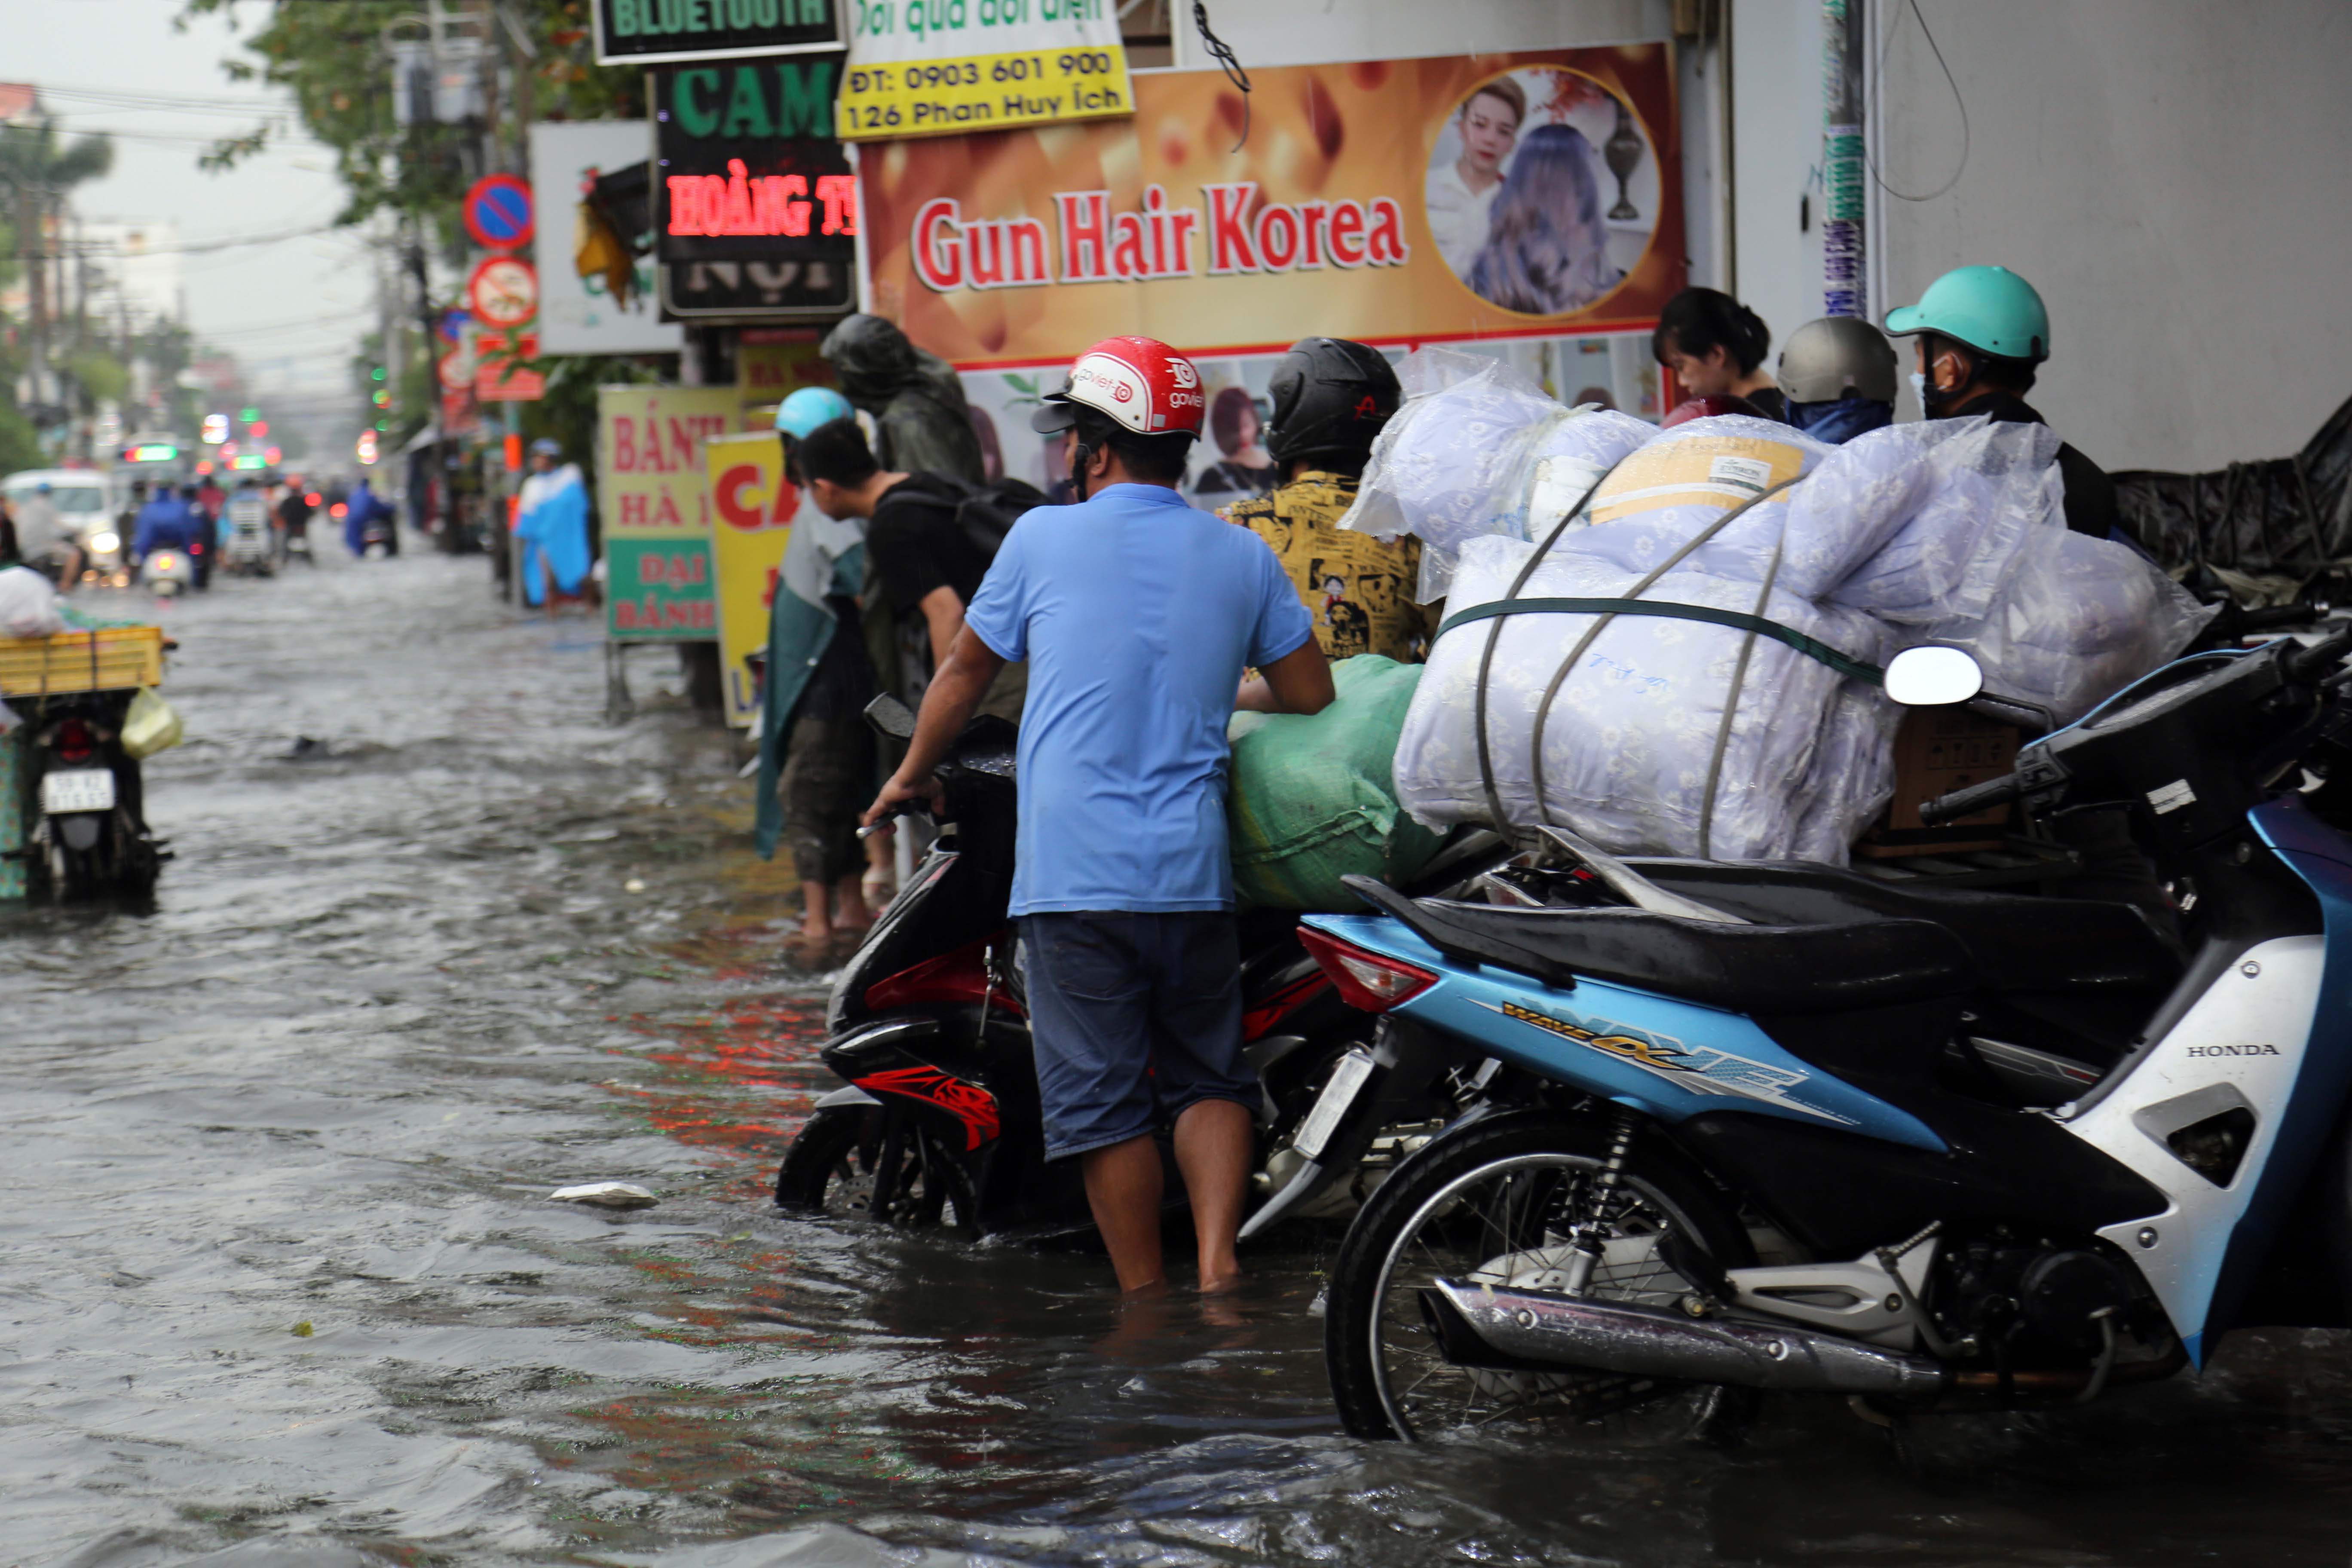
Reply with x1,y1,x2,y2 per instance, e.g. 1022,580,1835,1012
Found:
1221,339,1432,663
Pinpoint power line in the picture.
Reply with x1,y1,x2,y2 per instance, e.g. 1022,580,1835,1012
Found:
16,223,342,260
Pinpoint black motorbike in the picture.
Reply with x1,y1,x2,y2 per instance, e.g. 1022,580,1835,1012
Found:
773,695,1501,1240
19,689,161,901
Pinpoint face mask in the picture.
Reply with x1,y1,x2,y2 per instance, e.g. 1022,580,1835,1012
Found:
1908,370,1931,412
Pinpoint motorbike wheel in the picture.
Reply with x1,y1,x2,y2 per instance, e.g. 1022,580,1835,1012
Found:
777,1105,979,1238
1323,1109,1758,1446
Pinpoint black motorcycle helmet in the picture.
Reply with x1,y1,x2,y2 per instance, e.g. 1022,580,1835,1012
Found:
1264,337,1401,473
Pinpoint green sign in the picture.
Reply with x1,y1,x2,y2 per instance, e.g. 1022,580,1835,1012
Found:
606,537,717,639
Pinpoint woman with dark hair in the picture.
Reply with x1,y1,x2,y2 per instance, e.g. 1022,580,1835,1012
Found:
1464,124,1623,317
1189,386,1277,504
1652,287,1786,422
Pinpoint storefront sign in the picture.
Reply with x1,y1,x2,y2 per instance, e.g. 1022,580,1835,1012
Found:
838,0,1129,141
653,61,860,321
596,0,844,65
531,122,685,355
736,330,834,421
704,429,797,726
597,385,745,640
476,328,545,401
860,46,1682,364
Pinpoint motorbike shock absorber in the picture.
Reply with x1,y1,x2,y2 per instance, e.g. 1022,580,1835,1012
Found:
1561,1106,1642,1296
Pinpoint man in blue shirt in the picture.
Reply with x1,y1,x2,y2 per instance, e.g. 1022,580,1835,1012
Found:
864,337,1334,1295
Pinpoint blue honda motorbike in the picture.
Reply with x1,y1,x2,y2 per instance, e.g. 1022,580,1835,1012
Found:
1276,630,2352,1442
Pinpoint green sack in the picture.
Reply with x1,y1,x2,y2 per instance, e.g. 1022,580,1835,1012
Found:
1228,655,1443,911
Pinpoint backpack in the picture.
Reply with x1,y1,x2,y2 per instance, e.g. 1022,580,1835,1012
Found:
897,472,1048,565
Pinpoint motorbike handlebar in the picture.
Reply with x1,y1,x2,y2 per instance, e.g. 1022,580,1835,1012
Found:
857,801,931,840
2283,624,2352,684
1919,771,2025,827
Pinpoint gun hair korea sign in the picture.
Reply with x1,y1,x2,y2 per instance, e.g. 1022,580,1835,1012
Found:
858,46,1683,364
597,0,844,64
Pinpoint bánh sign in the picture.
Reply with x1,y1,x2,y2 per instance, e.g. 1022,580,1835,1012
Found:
596,0,844,65
597,385,745,640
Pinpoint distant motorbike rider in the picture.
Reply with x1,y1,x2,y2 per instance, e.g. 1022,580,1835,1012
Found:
1887,264,2121,540
514,439,591,614
344,478,393,557
14,481,83,587
819,313,987,484
1777,316,1899,445
130,483,201,574
275,483,314,558
1222,338,1431,662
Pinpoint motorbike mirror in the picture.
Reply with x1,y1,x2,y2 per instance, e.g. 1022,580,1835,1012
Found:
1883,645,1984,707
863,692,918,740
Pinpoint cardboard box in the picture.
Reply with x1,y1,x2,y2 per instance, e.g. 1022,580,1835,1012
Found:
1855,707,2021,858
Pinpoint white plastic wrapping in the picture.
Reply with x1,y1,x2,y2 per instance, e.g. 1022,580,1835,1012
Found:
1338,347,1651,600
1918,526,2217,724
1396,534,1893,863
0,565,65,639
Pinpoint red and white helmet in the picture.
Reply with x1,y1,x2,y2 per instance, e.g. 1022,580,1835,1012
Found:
1030,336,1205,437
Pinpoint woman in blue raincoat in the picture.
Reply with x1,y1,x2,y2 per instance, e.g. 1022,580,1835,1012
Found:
514,439,593,615
751,389,882,962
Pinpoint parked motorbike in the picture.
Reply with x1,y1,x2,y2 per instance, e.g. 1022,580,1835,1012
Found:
1287,631,2352,1443
141,548,194,599
774,694,1502,1240
22,689,161,901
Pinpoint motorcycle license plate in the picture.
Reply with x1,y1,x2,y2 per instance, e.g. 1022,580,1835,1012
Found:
42,768,116,815
1294,1049,1377,1161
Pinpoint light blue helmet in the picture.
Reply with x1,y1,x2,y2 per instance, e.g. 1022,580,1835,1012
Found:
775,386,854,439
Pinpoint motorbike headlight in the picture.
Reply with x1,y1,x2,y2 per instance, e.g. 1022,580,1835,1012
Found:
88,531,120,554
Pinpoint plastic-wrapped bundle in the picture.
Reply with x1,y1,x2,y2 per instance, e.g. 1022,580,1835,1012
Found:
1572,414,1831,585
1396,534,1892,862
1920,526,2217,724
1782,416,2062,622
1339,347,1651,600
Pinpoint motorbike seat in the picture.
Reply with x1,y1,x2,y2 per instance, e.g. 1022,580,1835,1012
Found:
1627,859,2180,995
1343,876,1973,1016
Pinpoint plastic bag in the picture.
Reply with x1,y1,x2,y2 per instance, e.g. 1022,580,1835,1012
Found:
121,686,183,760
1919,526,2217,724
1396,534,1892,862
0,566,64,639
1338,347,1651,600
1228,655,1442,910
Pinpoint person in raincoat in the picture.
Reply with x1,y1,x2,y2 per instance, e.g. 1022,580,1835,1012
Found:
753,388,883,963
819,314,986,484
514,438,593,616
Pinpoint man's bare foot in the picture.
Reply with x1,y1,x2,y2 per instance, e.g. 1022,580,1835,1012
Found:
1197,1271,1243,1297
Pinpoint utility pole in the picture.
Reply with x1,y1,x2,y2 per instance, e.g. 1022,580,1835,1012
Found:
1821,0,1867,319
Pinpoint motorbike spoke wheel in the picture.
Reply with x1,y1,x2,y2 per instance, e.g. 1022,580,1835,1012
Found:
776,1105,977,1239
1325,1110,1755,1446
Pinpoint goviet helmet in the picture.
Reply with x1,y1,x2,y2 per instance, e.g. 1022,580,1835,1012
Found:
1031,336,1205,437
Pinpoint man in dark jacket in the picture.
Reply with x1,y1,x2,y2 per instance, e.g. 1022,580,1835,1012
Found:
1886,264,2120,541
819,314,986,484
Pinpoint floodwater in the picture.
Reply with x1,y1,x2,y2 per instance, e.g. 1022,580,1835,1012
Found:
7,552,2352,1567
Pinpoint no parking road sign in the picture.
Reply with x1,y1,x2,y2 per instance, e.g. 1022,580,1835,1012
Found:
462,173,535,251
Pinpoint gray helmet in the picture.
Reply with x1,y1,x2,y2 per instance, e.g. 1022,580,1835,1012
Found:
1777,316,1898,404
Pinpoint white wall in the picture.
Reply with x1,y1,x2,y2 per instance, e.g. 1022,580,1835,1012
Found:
1869,0,2352,472
1172,0,1666,71
1727,0,1824,361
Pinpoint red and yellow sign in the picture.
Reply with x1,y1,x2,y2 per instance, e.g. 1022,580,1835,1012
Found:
597,385,745,641
860,46,1683,367
704,429,797,728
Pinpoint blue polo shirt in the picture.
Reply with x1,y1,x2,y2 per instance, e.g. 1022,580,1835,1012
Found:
963,482,1313,915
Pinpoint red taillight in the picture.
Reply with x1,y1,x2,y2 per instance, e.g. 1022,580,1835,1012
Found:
55,719,98,765
864,935,1025,1016
1298,926,1439,1013
1243,971,1330,1041
190,541,204,554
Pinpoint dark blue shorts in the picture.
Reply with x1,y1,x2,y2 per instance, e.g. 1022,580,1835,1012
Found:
1017,911,1258,1161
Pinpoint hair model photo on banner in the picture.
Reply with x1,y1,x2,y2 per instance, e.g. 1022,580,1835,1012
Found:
1189,386,1277,506
1425,67,1659,318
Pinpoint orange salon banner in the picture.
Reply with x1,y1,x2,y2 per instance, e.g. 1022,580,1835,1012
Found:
859,46,1682,368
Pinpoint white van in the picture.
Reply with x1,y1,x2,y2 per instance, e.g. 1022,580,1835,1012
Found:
3,469,124,579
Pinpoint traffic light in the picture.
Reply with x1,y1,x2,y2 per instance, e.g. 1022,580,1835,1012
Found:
239,406,260,423
372,387,391,408
371,365,386,381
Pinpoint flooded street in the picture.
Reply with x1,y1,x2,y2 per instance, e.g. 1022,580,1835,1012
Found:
9,555,2352,1567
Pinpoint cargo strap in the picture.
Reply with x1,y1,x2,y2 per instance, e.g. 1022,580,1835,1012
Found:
1437,597,1884,685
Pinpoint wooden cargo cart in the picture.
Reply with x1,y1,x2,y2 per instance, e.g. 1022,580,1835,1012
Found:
0,625,167,698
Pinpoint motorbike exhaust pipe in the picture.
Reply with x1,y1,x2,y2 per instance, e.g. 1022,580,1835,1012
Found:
1423,1279,1949,1400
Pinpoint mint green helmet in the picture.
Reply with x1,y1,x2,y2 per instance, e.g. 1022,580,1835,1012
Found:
1886,265,2050,362
775,386,854,439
